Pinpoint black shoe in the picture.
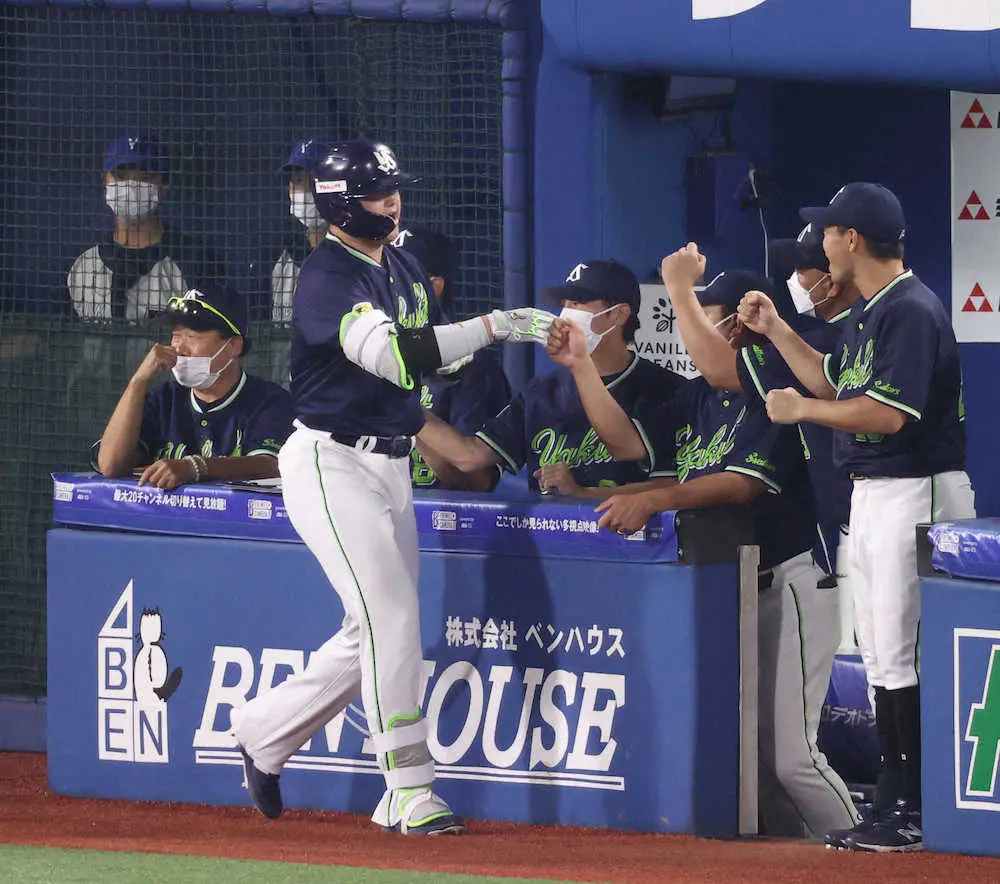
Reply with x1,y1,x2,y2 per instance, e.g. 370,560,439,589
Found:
824,816,876,850
239,745,283,820
842,800,922,853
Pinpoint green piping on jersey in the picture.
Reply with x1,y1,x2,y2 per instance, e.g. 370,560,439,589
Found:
726,464,781,494
864,269,913,312
828,307,852,324
312,442,384,732
630,417,656,474
789,581,859,823
474,431,520,474
822,353,837,391
865,388,921,420
326,232,382,268
189,371,247,415
389,333,415,390
740,347,768,402
605,353,639,391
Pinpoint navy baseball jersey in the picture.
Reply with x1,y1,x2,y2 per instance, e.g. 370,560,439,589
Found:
411,351,511,488
290,234,444,438
476,356,683,491
738,313,853,574
93,371,293,465
822,270,966,477
656,377,815,571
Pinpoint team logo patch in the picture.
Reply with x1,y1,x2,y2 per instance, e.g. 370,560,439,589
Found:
374,145,398,174
315,180,347,194
954,628,1000,810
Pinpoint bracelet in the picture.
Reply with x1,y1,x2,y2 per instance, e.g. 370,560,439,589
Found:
194,454,209,480
183,455,202,482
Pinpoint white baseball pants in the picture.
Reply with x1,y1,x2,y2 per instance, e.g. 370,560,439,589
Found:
758,550,858,838
231,423,435,822
848,471,975,691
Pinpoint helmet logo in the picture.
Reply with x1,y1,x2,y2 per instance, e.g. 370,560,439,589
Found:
567,263,588,283
374,146,398,174
315,180,347,194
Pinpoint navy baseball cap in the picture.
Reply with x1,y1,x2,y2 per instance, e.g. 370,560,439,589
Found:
104,134,169,176
770,223,830,273
697,270,772,311
799,182,906,244
159,285,250,350
393,228,458,284
541,260,641,315
281,135,334,174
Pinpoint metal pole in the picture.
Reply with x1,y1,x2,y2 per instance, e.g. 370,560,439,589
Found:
738,543,760,836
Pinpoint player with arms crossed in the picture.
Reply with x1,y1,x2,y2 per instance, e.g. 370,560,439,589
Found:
548,269,858,840
230,139,554,835
738,183,975,852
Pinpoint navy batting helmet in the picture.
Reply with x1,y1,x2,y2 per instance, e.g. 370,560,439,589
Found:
311,139,417,241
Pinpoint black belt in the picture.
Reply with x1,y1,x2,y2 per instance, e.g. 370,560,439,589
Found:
817,573,839,589
331,432,414,459
849,473,892,480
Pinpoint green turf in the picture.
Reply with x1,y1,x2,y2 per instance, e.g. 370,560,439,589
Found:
0,844,582,883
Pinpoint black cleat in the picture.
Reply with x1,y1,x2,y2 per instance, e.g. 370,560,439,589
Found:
239,745,283,820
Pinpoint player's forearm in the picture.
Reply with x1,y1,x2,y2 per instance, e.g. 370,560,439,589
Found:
797,395,907,436
638,471,764,512
667,283,741,391
417,413,499,472
199,455,281,482
430,461,497,492
768,320,835,399
97,378,149,477
569,360,647,462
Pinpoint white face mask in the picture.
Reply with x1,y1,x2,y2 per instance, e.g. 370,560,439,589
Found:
172,341,233,390
787,272,831,317
105,180,160,222
290,191,326,232
559,305,618,354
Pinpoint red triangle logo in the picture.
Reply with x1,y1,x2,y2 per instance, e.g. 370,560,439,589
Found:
980,297,994,313
971,99,986,114
960,193,991,220
980,115,995,129
971,283,987,298
962,114,977,129
963,297,978,312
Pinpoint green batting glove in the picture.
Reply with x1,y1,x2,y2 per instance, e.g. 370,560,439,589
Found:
487,308,556,344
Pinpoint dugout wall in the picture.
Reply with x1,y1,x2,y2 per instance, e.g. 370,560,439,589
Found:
0,0,531,700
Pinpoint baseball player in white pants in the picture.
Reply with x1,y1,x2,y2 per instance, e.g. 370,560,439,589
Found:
230,138,553,834
742,183,975,852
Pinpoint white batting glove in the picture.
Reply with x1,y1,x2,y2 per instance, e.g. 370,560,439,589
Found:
486,308,556,344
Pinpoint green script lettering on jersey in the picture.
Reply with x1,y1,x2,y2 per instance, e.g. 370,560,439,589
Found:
745,452,774,472
397,282,430,330
966,645,1000,797
674,410,744,482
532,427,613,468
837,339,874,392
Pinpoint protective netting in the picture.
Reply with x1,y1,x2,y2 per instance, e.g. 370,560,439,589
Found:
0,6,505,697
